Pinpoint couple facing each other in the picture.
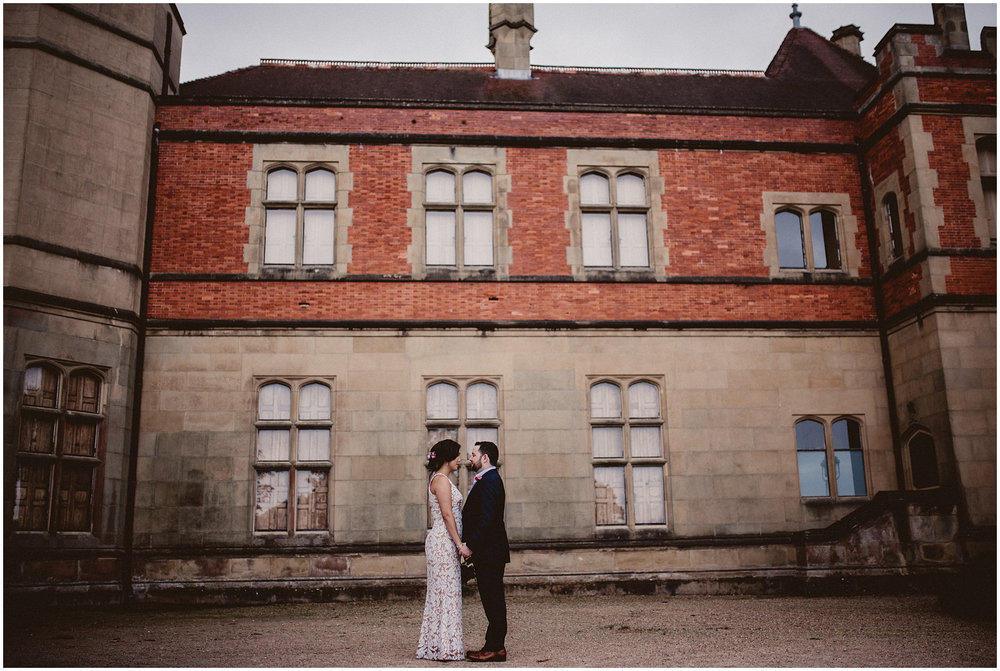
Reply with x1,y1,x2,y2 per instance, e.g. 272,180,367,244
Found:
416,439,510,663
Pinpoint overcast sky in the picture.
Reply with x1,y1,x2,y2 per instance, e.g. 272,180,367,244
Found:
176,2,997,83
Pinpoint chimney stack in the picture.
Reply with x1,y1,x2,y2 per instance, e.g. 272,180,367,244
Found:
831,24,864,58
488,3,536,80
932,3,971,50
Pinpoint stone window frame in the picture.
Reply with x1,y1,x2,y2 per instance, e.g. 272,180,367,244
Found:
760,192,861,279
246,144,353,278
408,147,512,280
872,173,909,270
565,149,668,280
424,375,503,507
901,426,941,491
961,117,997,247
587,375,668,532
13,358,108,535
252,376,335,538
793,414,871,501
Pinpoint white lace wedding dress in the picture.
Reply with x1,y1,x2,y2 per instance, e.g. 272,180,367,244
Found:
416,472,465,661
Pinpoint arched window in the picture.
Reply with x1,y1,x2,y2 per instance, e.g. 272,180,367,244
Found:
795,416,867,499
264,165,336,266
14,362,105,532
589,378,666,527
253,379,333,534
905,431,940,490
579,171,650,269
425,169,495,268
774,205,845,272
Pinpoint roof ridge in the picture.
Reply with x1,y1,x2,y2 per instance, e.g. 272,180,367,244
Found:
257,58,766,77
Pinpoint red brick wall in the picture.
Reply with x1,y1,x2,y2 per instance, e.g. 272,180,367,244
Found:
151,143,253,274
146,280,876,323
346,145,411,275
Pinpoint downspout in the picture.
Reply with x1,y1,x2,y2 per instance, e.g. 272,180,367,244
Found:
121,121,159,602
856,150,906,489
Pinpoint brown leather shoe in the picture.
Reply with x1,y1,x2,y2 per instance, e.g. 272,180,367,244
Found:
466,648,507,662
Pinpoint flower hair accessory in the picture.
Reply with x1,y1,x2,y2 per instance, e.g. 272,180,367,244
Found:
427,451,436,460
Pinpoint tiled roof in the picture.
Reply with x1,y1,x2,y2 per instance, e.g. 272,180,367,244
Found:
177,28,876,116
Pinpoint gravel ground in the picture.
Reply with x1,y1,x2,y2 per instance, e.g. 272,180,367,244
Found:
5,593,995,668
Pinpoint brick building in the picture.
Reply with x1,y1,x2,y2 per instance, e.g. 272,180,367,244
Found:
5,3,995,605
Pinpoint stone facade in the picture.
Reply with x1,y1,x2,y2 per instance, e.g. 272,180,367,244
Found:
4,3,994,605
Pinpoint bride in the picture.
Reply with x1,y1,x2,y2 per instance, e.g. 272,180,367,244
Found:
416,439,473,661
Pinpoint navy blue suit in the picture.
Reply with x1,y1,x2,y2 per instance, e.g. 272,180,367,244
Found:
462,468,509,651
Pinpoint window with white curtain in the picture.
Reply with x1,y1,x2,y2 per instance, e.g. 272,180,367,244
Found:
425,377,501,507
589,377,666,528
264,165,336,266
254,379,333,535
580,171,650,269
425,168,495,268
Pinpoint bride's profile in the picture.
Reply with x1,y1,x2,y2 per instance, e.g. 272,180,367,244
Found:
416,439,472,661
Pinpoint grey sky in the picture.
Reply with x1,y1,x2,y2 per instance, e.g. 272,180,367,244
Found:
176,2,997,83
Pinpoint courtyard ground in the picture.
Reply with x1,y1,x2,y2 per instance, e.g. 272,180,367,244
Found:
4,593,996,667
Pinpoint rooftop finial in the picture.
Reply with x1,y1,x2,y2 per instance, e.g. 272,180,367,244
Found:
790,3,802,28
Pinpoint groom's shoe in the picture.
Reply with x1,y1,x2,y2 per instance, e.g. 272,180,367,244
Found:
466,648,507,662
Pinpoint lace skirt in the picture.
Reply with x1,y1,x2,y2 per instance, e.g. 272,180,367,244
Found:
416,526,464,660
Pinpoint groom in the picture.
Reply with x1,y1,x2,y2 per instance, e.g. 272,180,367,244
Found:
462,440,510,663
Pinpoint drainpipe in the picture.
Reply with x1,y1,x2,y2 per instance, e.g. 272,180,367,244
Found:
856,151,906,489
122,122,159,602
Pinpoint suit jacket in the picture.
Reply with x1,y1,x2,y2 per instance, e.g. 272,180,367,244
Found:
462,468,510,564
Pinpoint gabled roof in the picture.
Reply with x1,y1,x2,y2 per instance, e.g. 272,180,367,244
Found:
175,28,877,117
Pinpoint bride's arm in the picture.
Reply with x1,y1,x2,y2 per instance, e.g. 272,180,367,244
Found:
430,476,465,552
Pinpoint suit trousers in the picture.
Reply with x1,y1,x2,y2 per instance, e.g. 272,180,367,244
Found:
473,559,507,651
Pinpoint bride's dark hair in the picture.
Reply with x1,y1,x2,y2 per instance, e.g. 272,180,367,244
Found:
425,438,461,472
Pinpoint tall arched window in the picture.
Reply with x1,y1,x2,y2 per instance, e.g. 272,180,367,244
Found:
905,431,940,490
580,171,650,269
254,379,333,534
14,362,106,532
589,378,666,528
264,166,336,266
425,169,495,268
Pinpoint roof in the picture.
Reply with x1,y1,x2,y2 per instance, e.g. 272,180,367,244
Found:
176,28,877,117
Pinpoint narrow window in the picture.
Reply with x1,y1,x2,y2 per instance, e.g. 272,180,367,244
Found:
254,380,332,535
796,416,868,499
264,166,336,267
776,210,806,269
906,432,940,490
810,210,841,270
590,379,666,528
977,136,996,242
580,171,650,270
882,193,905,261
14,363,105,533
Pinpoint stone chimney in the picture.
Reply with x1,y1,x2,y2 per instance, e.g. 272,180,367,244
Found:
488,3,536,79
831,24,864,58
932,3,970,50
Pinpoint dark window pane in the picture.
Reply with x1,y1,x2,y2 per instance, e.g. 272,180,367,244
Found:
14,461,52,530
810,210,841,269
795,419,825,451
19,415,57,454
883,194,904,259
53,462,94,531
67,372,101,413
776,211,805,268
909,433,940,489
832,418,863,451
65,420,98,457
